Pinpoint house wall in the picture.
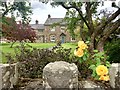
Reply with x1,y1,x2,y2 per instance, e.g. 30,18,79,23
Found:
34,29,45,43
44,25,72,43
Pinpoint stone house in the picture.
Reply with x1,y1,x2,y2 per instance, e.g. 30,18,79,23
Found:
30,15,76,43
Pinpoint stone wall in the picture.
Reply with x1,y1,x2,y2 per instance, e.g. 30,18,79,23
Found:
109,63,120,88
0,63,18,90
43,62,120,89
0,62,119,90
43,61,78,89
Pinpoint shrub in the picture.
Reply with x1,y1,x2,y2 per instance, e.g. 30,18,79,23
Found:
74,41,110,81
105,39,120,63
13,45,75,78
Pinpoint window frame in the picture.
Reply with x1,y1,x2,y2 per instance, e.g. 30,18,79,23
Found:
50,35,56,42
51,27,55,31
61,26,65,32
71,36,76,41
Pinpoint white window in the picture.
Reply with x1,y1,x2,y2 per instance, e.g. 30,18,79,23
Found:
61,26,65,32
50,35,56,42
71,37,75,41
51,27,55,31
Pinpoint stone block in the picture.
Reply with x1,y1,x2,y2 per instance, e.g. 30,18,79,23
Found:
109,63,120,88
0,63,19,89
43,61,78,90
79,80,104,90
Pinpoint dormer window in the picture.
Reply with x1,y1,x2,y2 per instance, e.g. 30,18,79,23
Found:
51,27,55,31
61,26,65,32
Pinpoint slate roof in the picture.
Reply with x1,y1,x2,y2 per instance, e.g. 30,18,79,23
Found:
29,18,66,30
30,24,44,30
44,18,66,25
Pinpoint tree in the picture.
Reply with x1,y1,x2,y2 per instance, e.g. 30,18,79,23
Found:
50,1,120,53
1,0,32,24
0,0,33,40
1,1,35,47
2,17,37,47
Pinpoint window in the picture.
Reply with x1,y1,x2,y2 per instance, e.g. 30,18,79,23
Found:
61,26,65,32
50,35,56,42
51,27,55,31
71,36,75,41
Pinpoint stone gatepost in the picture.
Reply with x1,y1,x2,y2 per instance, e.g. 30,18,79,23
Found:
109,63,120,88
43,61,78,90
0,63,19,89
0,65,2,90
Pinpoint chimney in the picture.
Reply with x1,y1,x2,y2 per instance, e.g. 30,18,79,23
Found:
35,20,38,24
48,14,51,18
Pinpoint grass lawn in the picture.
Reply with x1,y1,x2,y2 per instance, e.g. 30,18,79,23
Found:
0,42,77,63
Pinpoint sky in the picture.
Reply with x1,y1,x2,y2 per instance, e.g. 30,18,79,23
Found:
29,0,120,24
30,1,67,24
1,0,120,24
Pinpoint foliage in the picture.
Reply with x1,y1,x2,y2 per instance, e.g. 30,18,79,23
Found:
64,9,80,37
74,41,92,79
6,45,75,78
2,17,37,47
74,41,89,63
96,65,109,81
1,43,56,63
50,1,120,52
89,50,110,80
1,1,32,23
105,39,120,63
74,41,110,80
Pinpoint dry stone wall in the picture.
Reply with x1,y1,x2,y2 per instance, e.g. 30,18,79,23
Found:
43,61,78,90
0,62,119,90
109,63,120,88
0,63,18,90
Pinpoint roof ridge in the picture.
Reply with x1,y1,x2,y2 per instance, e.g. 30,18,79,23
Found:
50,18,63,19
30,23,44,25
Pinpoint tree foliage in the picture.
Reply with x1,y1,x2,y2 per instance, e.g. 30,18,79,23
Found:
50,1,120,52
2,17,37,47
1,0,32,23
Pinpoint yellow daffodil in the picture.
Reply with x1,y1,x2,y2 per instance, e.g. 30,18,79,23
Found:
74,48,84,57
96,65,108,76
99,75,110,81
78,41,88,50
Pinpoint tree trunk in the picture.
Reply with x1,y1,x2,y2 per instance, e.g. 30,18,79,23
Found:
89,33,95,54
96,18,120,52
80,21,86,41
96,41,105,52
10,41,16,48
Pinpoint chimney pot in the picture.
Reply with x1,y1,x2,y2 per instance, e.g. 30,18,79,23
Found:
48,14,51,18
35,20,38,24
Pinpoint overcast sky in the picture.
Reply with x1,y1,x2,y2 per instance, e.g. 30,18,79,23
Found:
1,0,119,24
30,1,67,24
29,0,120,24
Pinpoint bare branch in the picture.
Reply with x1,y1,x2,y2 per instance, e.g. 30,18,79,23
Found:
96,8,120,31
60,2,91,30
86,2,94,34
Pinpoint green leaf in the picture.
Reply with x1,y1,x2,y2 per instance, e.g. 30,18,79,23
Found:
79,59,83,63
95,75,100,80
83,55,87,61
96,58,101,66
89,64,96,70
106,61,110,68
92,70,97,77
93,50,98,53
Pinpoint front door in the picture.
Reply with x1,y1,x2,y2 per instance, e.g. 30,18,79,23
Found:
61,36,65,43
